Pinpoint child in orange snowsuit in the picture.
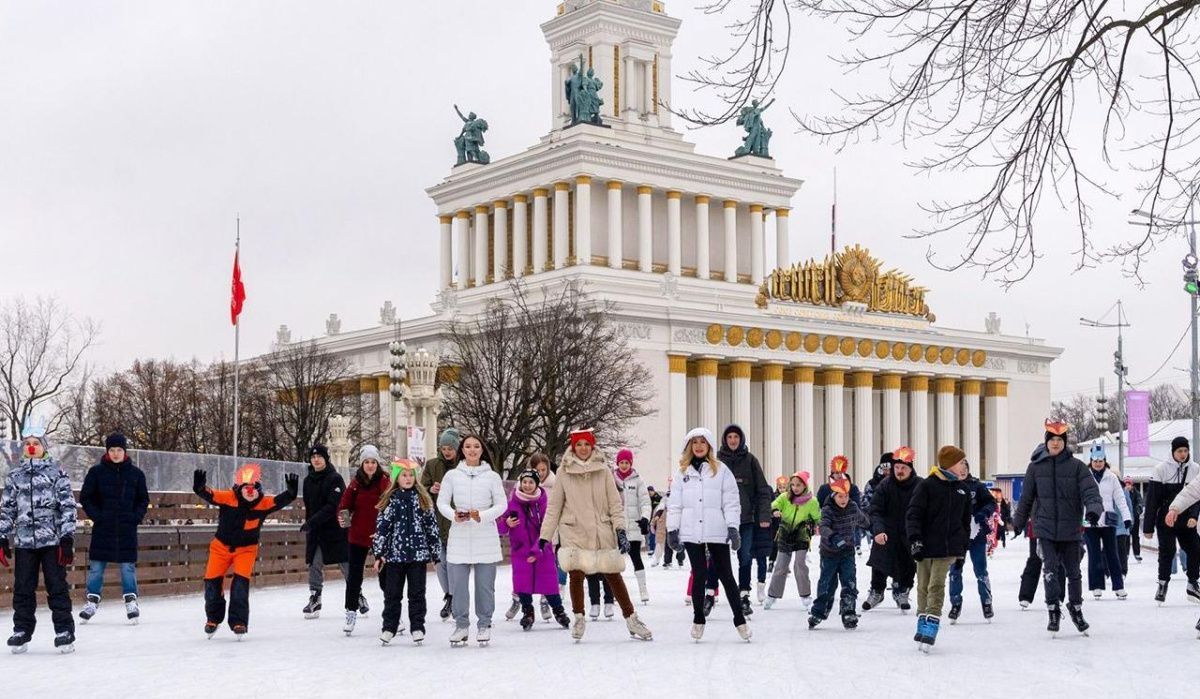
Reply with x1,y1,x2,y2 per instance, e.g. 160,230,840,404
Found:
192,465,298,637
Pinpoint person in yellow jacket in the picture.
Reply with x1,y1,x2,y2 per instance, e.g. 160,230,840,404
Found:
763,473,821,610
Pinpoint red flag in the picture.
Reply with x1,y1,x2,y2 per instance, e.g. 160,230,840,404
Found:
230,249,246,325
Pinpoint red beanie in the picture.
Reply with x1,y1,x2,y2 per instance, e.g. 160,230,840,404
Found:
616,448,634,466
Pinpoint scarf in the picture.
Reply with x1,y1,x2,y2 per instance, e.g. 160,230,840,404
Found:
1091,468,1105,484
614,467,636,483
514,486,543,502
790,491,813,506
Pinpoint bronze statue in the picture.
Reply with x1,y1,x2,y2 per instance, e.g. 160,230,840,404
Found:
565,54,604,126
735,98,775,158
454,105,490,165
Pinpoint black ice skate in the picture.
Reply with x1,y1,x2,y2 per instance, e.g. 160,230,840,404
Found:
1047,604,1062,636
1066,603,1089,636
54,630,75,654
948,602,962,624
7,630,30,655
862,589,884,611
1155,580,1169,605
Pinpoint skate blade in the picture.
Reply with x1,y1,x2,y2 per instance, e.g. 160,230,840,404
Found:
304,613,320,619
11,645,28,655
918,644,931,654
58,644,75,654
128,618,139,625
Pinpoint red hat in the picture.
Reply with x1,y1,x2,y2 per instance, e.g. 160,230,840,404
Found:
616,448,634,465
569,428,596,450
830,478,851,496
829,455,850,475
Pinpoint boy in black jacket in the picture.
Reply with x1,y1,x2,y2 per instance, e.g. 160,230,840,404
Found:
906,445,971,652
808,478,870,630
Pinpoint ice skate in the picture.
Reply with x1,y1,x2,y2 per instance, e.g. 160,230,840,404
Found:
603,602,614,619
862,589,884,611
736,622,752,641
571,613,587,642
691,623,705,641
439,595,452,621
1115,589,1127,600
1187,581,1200,604
589,603,600,620
343,610,357,635
124,593,140,623
894,588,912,612
625,613,652,641
756,581,765,604
740,594,754,617
79,594,100,622
1019,599,1031,610
54,630,75,654
1195,617,1200,640
636,570,650,604
449,626,469,647
1047,604,1062,636
380,630,395,645
302,591,322,619
357,594,369,616
1155,580,1169,605
1066,603,1089,636
204,622,218,638
702,593,715,617
807,615,821,629
948,602,962,624
231,624,247,640
540,598,552,621
982,602,994,621
801,596,812,610
520,605,535,631
841,612,859,629
411,629,425,644
553,608,571,628
764,596,778,610
504,596,521,621
476,625,491,646
918,616,939,653
7,631,29,654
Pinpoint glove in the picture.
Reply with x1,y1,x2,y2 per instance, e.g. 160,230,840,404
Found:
1124,520,1132,530
538,538,550,552
1085,511,1100,527
284,473,300,496
617,529,630,555
833,535,848,550
0,537,9,568
637,517,650,536
910,540,925,561
300,521,310,533
58,536,74,566
727,526,741,552
667,530,681,552
192,469,207,492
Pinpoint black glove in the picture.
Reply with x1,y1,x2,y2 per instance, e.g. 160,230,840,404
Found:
300,521,310,533
1085,511,1100,526
1124,520,1132,530
727,526,741,552
832,535,848,550
58,536,74,566
617,529,630,555
192,469,207,492
667,530,681,552
910,540,925,561
637,517,650,536
0,537,10,568
538,538,550,552
284,473,300,496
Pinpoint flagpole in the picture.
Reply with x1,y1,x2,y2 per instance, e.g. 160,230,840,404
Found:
831,166,838,255
233,216,241,461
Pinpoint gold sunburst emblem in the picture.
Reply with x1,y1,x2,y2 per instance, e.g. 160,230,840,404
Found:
836,245,879,303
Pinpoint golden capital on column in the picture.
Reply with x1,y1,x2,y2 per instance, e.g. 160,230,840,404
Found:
723,199,738,209
729,361,753,380
375,375,390,392
514,194,528,203
668,354,689,374
533,188,549,198
695,194,710,205
776,208,790,218
985,380,1009,397
695,358,719,376
637,185,653,195
818,369,845,386
962,379,982,396
438,214,453,224
935,377,957,394
607,180,623,190
475,204,490,215
456,210,471,219
554,182,571,192
794,366,816,384
576,175,592,185
358,377,375,394
749,204,764,214
851,370,875,389
666,190,682,200
763,364,785,382
880,373,903,391
493,200,508,209
905,375,930,392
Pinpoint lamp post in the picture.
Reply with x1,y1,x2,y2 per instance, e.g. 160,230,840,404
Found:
1081,303,1129,475
388,331,408,459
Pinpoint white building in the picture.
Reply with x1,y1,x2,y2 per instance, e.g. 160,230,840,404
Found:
282,0,1061,489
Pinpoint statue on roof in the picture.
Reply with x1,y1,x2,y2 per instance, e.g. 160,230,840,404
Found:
454,105,490,166
734,98,775,158
566,54,604,126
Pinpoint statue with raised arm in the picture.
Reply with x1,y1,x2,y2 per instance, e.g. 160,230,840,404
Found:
453,104,490,166
565,58,584,123
734,98,775,158
565,54,604,126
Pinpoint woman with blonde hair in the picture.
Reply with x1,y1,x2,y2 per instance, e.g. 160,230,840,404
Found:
666,427,750,641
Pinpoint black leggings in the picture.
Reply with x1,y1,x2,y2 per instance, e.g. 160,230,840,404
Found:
629,541,644,572
345,544,380,612
685,542,745,626
586,573,613,604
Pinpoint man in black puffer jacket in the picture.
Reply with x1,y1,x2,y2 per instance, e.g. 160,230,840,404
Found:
79,433,149,622
716,424,773,616
301,444,349,619
1012,419,1103,635
864,447,922,612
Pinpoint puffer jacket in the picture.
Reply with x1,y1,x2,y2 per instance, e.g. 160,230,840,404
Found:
615,468,651,543
540,451,626,575
373,487,441,563
436,461,507,565
80,455,149,563
666,459,741,545
771,489,821,552
1167,468,1200,521
905,467,972,558
866,473,922,574
302,465,349,565
717,424,773,524
1012,444,1103,541
1084,466,1132,529
1144,457,1200,533
964,476,998,542
0,456,77,549
818,498,870,556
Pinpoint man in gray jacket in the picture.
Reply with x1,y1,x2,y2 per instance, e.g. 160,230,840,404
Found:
1012,419,1103,636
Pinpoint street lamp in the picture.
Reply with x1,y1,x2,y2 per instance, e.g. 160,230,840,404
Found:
1081,303,1129,475
388,329,408,457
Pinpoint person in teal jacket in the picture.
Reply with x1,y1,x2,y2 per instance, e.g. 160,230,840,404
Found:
763,472,821,609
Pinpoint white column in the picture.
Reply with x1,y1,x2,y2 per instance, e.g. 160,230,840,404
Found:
553,182,569,269
763,364,785,482
473,205,489,284
794,367,816,473
512,194,528,277
776,208,790,268
723,200,738,282
454,211,470,290
962,380,982,474
532,188,549,273
907,376,931,466
607,181,623,269
574,176,591,266
637,185,653,272
852,370,875,486
881,373,902,452
936,377,957,449
697,358,719,437
695,195,711,279
667,190,682,276
822,369,845,482
438,214,453,289
493,200,508,281
984,381,1009,480
730,361,752,429
669,355,688,460
750,204,765,285
642,60,653,114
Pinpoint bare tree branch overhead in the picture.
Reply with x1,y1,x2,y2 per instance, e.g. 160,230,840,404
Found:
683,0,1200,282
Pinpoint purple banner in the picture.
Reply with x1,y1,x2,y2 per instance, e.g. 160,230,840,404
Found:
1126,390,1151,457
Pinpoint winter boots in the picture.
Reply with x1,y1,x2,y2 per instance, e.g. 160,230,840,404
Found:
520,604,536,631
625,613,652,640
1047,604,1062,634
635,570,650,604
7,631,29,655
440,594,453,621
505,595,522,621
124,593,140,623
1187,580,1200,604
343,610,357,635
862,589,885,611
303,591,322,619
1155,580,1169,605
54,630,75,654
1066,603,1090,635
914,615,940,652
756,581,765,604
79,594,100,622
571,613,587,641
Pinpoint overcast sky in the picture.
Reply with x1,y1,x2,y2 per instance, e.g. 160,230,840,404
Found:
1,0,1192,402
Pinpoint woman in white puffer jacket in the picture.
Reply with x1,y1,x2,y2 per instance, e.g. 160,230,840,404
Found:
666,427,750,642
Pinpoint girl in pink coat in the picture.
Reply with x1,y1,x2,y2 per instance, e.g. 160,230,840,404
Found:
499,470,570,630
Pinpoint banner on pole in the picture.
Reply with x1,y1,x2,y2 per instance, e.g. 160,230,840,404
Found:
407,426,426,463
1126,390,1151,457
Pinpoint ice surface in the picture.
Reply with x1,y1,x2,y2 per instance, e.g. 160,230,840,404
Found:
4,541,1193,697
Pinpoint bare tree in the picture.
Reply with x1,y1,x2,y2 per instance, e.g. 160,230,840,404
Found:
1051,394,1100,443
0,296,98,437
86,359,201,451
682,0,1200,282
1148,383,1191,422
443,281,655,478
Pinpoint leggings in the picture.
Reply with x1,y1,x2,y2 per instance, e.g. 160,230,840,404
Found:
569,571,633,618
628,541,644,572
684,542,745,626
586,574,613,604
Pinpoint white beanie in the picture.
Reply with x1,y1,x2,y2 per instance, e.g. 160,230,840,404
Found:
681,427,716,454
358,444,382,465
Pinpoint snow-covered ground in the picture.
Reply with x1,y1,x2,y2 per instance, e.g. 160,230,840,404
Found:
5,541,1195,697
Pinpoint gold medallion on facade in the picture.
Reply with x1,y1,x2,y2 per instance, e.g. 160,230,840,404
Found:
805,334,821,352
747,327,764,348
940,347,955,364
822,336,839,354
956,348,970,366
875,341,890,359
706,324,723,344
892,342,907,361
925,346,940,363
857,339,873,357
726,325,745,346
839,337,856,356
766,329,783,350
785,331,801,351
972,350,987,367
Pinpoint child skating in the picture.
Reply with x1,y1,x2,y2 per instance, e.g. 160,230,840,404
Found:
498,469,570,630
808,475,869,630
373,461,441,645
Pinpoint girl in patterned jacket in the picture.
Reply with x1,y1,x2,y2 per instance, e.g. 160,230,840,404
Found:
373,461,441,645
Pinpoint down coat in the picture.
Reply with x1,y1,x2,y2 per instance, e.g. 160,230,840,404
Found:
540,450,627,575
0,456,76,550
80,455,149,563
436,461,507,565
666,459,741,545
1083,466,1132,529
302,465,349,565
615,468,652,543
1012,444,1103,542
498,488,559,595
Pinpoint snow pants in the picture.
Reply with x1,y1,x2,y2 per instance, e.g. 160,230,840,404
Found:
766,548,811,599
810,552,856,620
381,561,427,635
1155,523,1200,584
915,557,954,618
1084,527,1124,592
448,562,496,630
12,546,74,636
1038,539,1083,607
586,574,613,604
685,542,744,625
203,540,257,628
949,537,992,606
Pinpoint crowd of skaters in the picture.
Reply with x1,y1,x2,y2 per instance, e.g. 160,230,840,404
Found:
4,414,1200,654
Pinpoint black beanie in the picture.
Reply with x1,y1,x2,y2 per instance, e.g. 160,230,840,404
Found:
104,432,128,451
1172,436,1190,454
309,444,331,462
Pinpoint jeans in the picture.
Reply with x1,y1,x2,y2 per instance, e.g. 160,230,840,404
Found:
1084,527,1124,591
1038,539,1084,607
308,547,350,594
736,522,769,591
13,546,74,635
685,542,744,625
86,560,138,597
586,573,613,604
647,530,656,555
810,553,857,620
435,541,449,597
948,537,992,606
381,561,427,634
448,562,497,630
916,557,954,617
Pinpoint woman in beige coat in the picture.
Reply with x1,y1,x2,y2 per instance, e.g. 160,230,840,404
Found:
539,429,652,642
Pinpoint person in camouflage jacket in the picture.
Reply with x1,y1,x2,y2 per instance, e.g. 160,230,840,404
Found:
1,428,78,651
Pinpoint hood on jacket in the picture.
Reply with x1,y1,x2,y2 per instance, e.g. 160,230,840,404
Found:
559,450,608,475
720,424,748,456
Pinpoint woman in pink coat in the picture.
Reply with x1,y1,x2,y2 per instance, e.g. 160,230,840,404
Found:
499,470,570,630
